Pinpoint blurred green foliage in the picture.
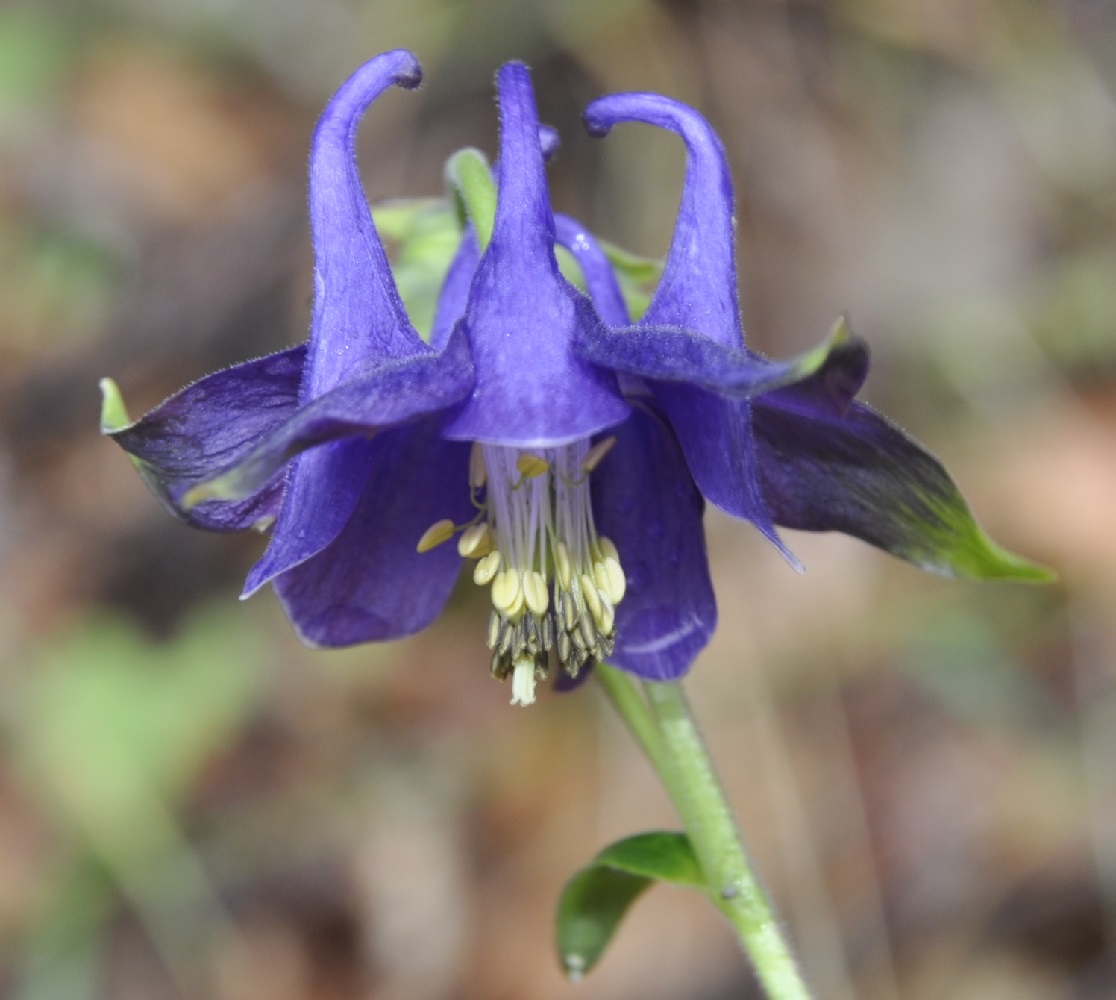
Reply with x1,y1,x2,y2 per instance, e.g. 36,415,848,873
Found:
4,610,265,998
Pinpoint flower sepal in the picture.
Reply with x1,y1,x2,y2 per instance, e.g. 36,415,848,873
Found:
180,324,474,509
99,347,306,533
751,352,1057,583
575,313,867,403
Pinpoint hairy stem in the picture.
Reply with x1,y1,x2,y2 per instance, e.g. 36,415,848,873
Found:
597,665,814,1000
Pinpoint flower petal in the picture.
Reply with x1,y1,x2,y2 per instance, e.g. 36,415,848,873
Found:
539,124,560,160
753,380,1054,581
573,318,865,401
242,240,479,593
584,92,742,347
241,439,376,595
272,417,473,646
305,49,428,399
104,347,305,530
251,83,481,595
652,384,792,563
430,228,481,351
592,405,716,679
185,481,285,534
441,63,628,448
182,328,473,508
583,91,793,558
555,214,630,327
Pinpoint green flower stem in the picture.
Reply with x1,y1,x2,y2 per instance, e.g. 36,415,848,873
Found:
595,662,670,777
597,665,814,1000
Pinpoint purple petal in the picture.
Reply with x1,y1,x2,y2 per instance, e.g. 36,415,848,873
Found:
554,214,630,326
752,366,1042,579
429,228,481,352
584,92,793,557
574,322,863,400
241,439,375,595
539,124,560,161
108,346,305,529
238,53,452,592
272,417,472,646
186,479,285,533
653,384,794,563
761,320,870,413
753,397,933,542
584,93,742,347
441,63,629,448
182,328,473,508
305,49,428,400
246,229,486,591
592,406,715,680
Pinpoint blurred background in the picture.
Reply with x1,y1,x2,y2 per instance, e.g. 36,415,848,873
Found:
0,0,1111,997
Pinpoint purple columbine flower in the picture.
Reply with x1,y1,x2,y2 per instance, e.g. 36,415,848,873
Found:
101,52,1045,706
570,91,1046,592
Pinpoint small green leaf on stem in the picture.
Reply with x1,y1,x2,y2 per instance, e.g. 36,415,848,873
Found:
555,831,703,980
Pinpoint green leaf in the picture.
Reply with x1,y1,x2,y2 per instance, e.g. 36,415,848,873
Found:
555,831,704,980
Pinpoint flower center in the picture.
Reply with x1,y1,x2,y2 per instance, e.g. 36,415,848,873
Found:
417,438,626,706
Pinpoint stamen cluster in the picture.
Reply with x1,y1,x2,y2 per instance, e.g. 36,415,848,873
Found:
417,438,626,705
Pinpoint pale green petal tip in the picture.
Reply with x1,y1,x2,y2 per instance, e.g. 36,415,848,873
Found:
949,529,1057,584
797,315,852,378
99,378,131,434
908,493,1057,584
755,315,854,397
827,313,852,348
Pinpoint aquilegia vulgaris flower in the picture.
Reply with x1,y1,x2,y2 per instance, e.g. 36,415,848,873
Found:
101,50,1048,706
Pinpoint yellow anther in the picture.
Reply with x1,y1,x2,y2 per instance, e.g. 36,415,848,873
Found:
579,573,602,621
491,568,522,614
252,515,276,533
457,522,491,558
594,595,615,635
595,557,627,604
505,587,525,619
469,441,487,490
581,436,617,474
554,541,573,591
474,550,502,585
598,537,619,562
516,453,550,479
417,518,456,553
523,571,549,616
593,560,609,598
